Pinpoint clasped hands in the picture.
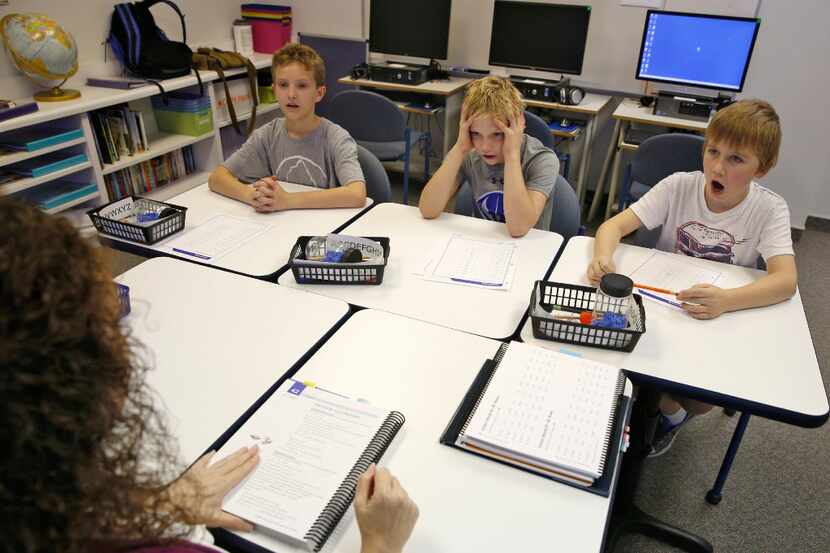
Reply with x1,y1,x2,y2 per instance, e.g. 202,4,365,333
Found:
251,176,290,212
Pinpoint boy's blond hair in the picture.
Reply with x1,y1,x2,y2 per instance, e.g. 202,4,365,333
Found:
463,76,524,122
272,43,325,87
705,99,781,174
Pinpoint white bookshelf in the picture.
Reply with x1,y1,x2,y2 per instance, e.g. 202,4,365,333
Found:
0,52,276,222
218,101,282,129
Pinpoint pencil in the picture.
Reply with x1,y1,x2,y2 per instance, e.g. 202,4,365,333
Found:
633,282,677,296
636,288,683,309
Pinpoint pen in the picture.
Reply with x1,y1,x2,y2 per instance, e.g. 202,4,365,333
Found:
636,288,682,308
633,282,677,296
172,247,211,260
450,277,503,286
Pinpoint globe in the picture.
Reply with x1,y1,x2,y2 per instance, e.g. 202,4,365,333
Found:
0,13,81,102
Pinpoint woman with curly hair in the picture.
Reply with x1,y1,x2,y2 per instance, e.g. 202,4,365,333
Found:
0,197,418,553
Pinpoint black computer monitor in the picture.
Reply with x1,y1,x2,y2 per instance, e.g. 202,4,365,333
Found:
635,10,760,92
369,0,452,60
488,2,591,75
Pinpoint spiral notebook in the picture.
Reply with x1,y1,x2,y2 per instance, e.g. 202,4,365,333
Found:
440,341,628,496
215,379,405,552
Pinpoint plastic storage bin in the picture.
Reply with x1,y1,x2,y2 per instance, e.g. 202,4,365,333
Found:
289,235,390,285
152,92,213,136
529,280,646,352
88,196,187,245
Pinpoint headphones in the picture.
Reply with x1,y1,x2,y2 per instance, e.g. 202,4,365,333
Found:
351,62,369,80
558,86,585,106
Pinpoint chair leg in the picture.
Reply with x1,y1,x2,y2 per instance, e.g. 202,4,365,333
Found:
403,129,412,206
619,163,632,211
423,133,431,183
706,412,751,505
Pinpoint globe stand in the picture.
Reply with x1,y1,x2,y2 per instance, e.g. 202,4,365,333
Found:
34,85,81,102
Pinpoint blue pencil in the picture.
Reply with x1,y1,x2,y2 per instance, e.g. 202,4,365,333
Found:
636,288,683,309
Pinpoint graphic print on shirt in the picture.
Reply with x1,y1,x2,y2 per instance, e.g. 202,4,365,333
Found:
275,156,327,187
675,221,749,264
475,174,506,222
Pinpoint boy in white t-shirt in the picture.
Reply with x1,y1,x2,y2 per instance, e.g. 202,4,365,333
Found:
587,99,797,456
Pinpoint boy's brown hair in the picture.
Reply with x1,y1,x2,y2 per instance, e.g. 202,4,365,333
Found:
272,43,325,86
463,76,524,122
705,99,781,174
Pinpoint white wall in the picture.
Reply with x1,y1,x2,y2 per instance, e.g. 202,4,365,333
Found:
1,0,827,226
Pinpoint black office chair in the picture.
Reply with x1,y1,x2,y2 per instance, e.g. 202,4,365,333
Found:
329,90,430,206
356,145,391,203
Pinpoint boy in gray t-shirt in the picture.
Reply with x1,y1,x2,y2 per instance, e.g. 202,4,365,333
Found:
208,44,366,212
419,76,559,237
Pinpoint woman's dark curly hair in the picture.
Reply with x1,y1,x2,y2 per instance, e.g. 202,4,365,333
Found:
0,198,188,553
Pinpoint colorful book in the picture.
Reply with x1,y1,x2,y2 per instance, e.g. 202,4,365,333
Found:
86,77,148,89
7,152,89,178
0,100,38,123
0,128,83,152
16,180,98,210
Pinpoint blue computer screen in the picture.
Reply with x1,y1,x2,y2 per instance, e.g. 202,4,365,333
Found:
636,12,759,91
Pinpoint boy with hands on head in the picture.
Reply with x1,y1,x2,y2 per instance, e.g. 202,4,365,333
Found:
587,99,797,455
419,76,559,238
208,43,366,211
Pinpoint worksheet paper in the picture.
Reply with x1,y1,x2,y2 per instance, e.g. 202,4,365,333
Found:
215,380,386,547
162,214,267,260
416,233,518,290
627,250,723,308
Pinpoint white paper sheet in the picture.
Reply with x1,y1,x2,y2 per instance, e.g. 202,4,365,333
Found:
416,233,518,291
162,214,268,260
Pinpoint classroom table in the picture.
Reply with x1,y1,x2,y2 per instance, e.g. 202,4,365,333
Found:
524,93,612,206
587,98,709,222
117,257,350,463
277,202,564,339
520,236,828,551
103,182,373,279
337,74,472,157
217,309,633,553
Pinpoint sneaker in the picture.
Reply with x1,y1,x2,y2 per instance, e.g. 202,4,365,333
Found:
648,412,695,458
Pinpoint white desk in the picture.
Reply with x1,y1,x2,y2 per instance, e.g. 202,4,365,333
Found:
521,237,828,425
117,257,350,463
278,203,564,339
230,309,631,553
588,99,709,222
106,182,372,278
524,93,612,206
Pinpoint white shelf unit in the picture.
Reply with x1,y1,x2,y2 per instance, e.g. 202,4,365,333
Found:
217,101,282,129
0,52,276,224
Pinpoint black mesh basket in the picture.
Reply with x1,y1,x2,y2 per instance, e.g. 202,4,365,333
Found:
530,280,647,352
87,196,187,245
289,236,390,285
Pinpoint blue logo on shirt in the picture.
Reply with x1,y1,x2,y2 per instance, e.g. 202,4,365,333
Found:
475,191,506,222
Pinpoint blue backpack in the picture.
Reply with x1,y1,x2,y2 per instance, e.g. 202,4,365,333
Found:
108,0,195,81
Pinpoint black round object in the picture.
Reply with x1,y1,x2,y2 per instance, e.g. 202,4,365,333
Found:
599,273,633,298
342,248,363,263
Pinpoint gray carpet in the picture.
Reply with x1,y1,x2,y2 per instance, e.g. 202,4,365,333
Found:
104,204,830,553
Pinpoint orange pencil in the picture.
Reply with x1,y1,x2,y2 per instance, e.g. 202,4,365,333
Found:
633,282,677,296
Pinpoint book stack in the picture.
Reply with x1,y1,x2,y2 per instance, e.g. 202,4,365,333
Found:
241,4,292,54
103,145,195,200
90,105,150,167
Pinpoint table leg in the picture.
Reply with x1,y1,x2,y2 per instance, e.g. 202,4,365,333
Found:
587,119,622,221
603,130,626,221
575,117,595,206
605,384,713,553
443,90,463,157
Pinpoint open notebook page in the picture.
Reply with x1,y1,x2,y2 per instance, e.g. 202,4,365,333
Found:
627,250,724,292
215,380,387,548
462,342,621,480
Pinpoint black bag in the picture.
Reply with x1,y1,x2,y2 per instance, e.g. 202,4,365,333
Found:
108,0,194,80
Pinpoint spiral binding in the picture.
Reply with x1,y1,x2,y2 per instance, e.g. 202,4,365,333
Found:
459,343,508,437
596,372,627,477
304,410,406,551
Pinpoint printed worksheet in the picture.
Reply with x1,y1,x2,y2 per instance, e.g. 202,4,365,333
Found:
162,214,268,260
417,233,518,290
628,250,724,292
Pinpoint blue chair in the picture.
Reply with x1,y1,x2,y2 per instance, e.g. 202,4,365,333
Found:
329,90,430,206
619,133,704,210
356,144,391,203
455,175,581,241
632,224,763,506
525,110,570,179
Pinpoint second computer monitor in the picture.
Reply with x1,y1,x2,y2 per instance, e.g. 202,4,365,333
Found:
489,1,591,75
635,10,760,92
369,0,452,60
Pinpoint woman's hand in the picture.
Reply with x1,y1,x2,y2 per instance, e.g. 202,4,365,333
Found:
168,446,260,531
